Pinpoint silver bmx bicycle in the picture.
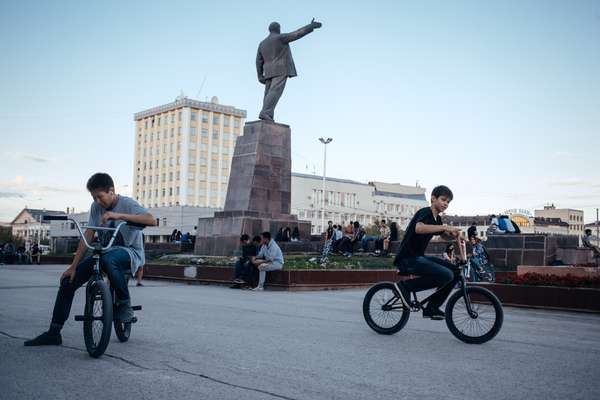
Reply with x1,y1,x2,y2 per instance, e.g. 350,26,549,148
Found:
43,215,145,358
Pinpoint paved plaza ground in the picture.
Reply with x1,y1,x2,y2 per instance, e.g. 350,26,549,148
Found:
1,264,599,400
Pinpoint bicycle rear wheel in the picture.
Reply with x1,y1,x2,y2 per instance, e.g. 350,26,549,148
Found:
83,280,113,357
363,282,410,335
445,286,503,344
114,320,132,342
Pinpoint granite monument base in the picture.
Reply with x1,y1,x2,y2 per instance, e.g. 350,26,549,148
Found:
194,120,311,256
194,211,311,256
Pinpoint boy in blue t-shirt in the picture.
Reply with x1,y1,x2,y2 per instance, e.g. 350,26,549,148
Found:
24,173,156,346
393,185,465,320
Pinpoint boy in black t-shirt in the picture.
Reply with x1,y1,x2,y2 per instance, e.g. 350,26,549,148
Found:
393,185,464,320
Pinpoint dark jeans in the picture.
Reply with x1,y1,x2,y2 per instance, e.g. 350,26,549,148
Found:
398,256,456,309
51,248,131,327
234,259,257,284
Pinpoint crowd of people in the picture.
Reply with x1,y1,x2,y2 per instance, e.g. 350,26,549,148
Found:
319,219,399,263
169,228,196,245
0,240,41,265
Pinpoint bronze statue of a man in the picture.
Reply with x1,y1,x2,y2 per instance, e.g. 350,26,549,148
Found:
256,18,322,122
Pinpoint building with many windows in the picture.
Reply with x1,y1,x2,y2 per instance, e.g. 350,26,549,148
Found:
534,204,584,237
10,208,66,244
291,173,428,234
133,94,246,209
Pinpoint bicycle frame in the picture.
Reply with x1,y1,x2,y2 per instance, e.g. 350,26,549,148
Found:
385,266,478,318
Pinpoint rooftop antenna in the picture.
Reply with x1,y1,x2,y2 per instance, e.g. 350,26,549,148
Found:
196,75,207,99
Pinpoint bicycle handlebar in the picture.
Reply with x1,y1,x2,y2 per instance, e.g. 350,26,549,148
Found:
55,217,147,252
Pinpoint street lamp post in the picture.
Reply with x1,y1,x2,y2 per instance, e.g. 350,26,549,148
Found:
318,137,332,234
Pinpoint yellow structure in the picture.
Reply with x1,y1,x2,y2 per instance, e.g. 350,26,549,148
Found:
133,95,246,208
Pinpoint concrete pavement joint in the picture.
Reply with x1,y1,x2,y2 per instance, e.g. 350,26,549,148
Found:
165,363,301,400
0,329,154,371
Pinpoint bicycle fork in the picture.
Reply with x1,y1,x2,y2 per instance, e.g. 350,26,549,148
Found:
460,276,478,318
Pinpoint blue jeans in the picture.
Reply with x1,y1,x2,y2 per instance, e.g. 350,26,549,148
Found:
397,256,456,309
51,248,131,327
361,236,376,251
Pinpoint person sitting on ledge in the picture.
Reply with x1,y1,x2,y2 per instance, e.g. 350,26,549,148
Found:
583,229,600,261
231,234,252,289
251,231,284,291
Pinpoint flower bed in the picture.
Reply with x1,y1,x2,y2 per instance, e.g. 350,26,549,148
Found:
500,273,600,288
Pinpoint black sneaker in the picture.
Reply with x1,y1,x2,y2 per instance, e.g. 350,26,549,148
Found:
396,282,411,308
115,299,135,323
24,332,62,346
423,307,445,320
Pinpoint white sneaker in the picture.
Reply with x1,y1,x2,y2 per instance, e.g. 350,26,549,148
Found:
251,286,264,291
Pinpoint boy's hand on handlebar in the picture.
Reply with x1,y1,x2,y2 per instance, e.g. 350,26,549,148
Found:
444,226,461,237
101,211,121,224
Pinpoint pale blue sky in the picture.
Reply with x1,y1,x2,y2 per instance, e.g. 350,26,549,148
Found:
1,0,599,222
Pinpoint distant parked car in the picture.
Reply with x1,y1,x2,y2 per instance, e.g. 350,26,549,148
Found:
38,245,51,255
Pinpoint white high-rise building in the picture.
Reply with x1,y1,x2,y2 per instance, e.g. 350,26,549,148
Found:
133,94,246,208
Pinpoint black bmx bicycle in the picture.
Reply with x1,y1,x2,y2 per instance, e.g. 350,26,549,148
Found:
43,215,144,357
363,264,503,344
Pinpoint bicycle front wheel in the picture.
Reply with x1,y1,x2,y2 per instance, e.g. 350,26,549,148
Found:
363,282,410,335
83,280,113,357
445,286,503,344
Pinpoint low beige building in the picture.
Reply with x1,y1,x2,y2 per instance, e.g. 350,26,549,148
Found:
534,204,584,237
11,208,65,244
291,173,428,234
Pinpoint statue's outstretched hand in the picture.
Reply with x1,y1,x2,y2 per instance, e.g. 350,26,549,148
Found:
311,18,322,29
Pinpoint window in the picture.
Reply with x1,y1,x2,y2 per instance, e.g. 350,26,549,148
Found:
169,172,173,181
191,112,197,121
190,142,196,150
178,111,182,122
169,157,173,166
201,128,208,137
171,114,175,123
170,143,174,151
202,113,208,123
143,176,146,184
223,116,230,127
222,133,230,141
177,127,181,135
144,121,148,129
163,130,167,139
157,117,161,126
163,144,167,152
176,171,180,180
176,186,180,195
162,173,166,182
162,188,166,197
212,129,219,140
189,172,195,180
234,118,240,128
155,160,159,168
190,127,197,136
213,115,220,124
169,187,173,196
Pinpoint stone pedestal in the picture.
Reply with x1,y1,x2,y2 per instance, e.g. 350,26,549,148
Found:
194,120,311,256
